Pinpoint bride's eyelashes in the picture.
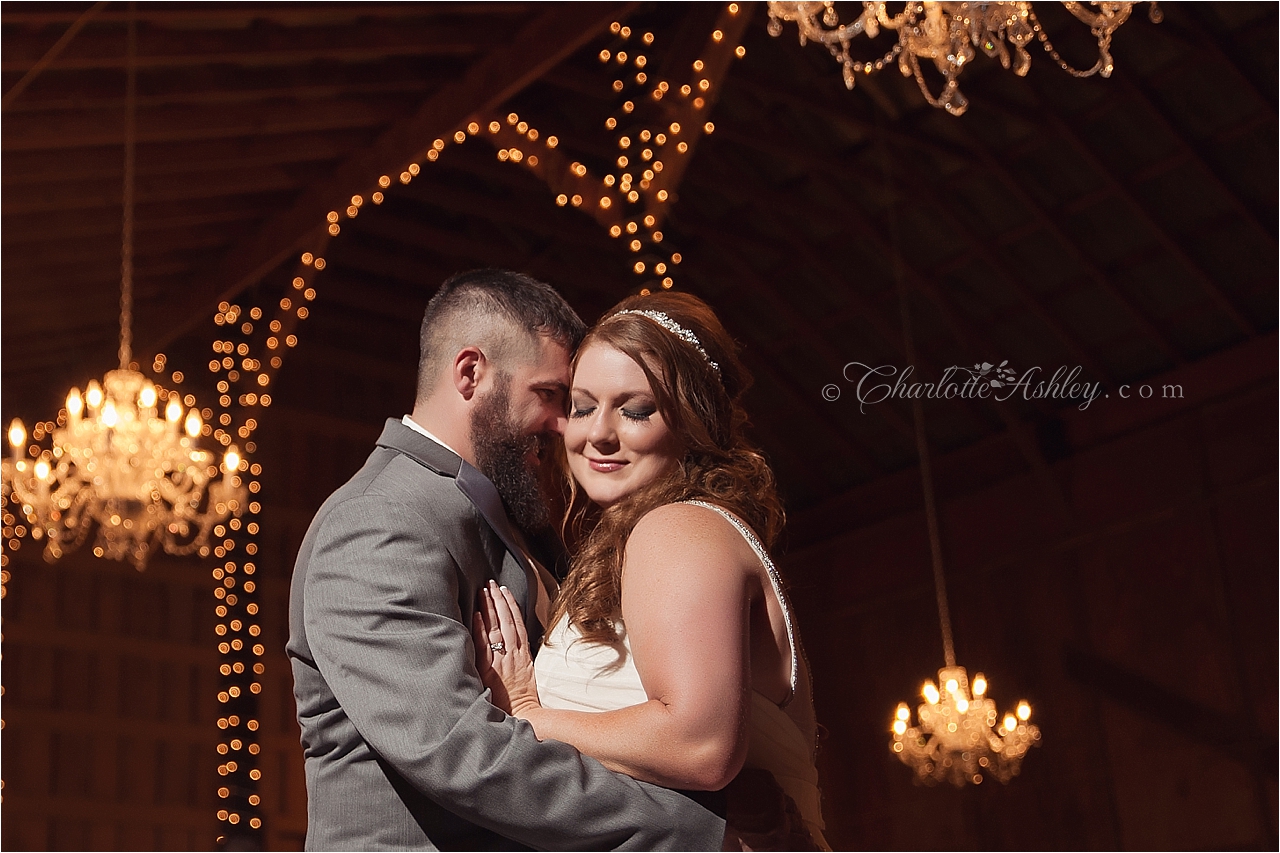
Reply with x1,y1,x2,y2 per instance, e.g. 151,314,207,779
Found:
568,404,653,422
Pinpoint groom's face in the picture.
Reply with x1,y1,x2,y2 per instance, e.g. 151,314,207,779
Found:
469,335,570,530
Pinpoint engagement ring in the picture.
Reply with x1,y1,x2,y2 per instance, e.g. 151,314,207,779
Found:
489,641,505,653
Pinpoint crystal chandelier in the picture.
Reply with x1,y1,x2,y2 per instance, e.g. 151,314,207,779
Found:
766,1,1161,115
0,12,244,571
892,666,1040,785
885,430,1041,785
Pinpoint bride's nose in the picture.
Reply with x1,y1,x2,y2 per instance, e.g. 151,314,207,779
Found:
586,410,618,450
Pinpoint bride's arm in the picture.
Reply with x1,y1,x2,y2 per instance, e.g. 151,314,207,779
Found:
481,503,754,791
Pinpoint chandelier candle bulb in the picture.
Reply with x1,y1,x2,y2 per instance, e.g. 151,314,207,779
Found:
67,391,83,424
9,420,25,461
185,410,202,439
86,381,103,410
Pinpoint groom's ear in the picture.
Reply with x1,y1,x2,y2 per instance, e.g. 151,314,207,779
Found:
452,346,487,401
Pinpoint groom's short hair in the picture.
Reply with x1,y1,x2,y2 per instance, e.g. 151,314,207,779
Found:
416,269,585,402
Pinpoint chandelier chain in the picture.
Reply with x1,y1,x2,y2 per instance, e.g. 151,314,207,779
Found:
119,3,136,370
880,132,955,669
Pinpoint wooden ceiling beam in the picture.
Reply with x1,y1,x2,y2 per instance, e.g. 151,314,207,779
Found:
3,165,303,215
1109,73,1277,250
1155,5,1277,116
713,123,1116,388
4,129,364,187
134,3,635,359
6,78,437,115
335,217,627,302
0,22,489,73
1012,90,1257,338
1,4,530,27
914,116,1187,365
2,205,260,245
2,97,403,152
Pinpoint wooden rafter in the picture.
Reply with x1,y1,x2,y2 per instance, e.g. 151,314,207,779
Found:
1015,91,1256,337
134,2,636,358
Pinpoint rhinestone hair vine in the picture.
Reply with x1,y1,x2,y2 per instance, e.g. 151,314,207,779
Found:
612,309,720,375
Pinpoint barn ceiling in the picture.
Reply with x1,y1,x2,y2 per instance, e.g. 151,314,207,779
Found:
3,1,1275,519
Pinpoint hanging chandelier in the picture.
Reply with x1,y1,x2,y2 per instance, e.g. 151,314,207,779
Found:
0,11,244,571
766,1,1161,115
892,665,1039,785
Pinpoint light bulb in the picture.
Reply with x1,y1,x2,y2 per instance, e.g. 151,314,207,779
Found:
945,678,959,694
1017,701,1031,721
185,410,202,438
896,703,910,721
86,381,103,408
67,389,83,417
956,698,969,714
892,719,907,735
9,419,26,449
167,399,182,423
34,460,50,481
972,674,987,696
922,681,940,704
224,448,241,473
101,401,119,427
139,382,157,408
1003,714,1017,732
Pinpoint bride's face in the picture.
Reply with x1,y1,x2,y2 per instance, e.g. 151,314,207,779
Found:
565,342,683,508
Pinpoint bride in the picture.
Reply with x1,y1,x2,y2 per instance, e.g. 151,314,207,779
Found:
472,292,828,849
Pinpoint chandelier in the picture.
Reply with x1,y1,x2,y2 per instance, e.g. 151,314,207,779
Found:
766,2,1161,115
0,12,244,571
892,665,1039,785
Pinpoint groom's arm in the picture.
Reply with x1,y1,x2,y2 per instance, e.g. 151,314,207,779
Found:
304,493,725,851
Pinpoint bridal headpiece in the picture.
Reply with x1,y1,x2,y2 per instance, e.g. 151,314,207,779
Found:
611,309,720,375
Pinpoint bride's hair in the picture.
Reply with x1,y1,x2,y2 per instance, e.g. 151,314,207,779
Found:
551,291,785,649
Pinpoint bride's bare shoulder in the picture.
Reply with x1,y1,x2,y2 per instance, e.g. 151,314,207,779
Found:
627,502,752,563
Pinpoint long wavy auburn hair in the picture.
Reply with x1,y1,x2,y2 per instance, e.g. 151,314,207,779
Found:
549,291,785,650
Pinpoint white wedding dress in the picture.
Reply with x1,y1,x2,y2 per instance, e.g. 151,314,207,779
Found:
534,501,829,848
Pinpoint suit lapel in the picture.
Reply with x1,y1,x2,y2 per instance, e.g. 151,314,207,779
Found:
378,417,547,649
455,462,544,649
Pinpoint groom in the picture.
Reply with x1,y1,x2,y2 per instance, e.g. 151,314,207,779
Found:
286,269,725,850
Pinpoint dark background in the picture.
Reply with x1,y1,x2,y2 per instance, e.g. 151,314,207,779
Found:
3,2,1276,849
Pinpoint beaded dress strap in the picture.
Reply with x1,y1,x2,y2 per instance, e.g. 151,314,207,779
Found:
680,500,798,705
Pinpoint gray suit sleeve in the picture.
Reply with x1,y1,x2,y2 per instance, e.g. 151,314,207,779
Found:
304,494,725,851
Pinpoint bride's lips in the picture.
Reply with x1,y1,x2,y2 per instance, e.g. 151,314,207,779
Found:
587,457,627,473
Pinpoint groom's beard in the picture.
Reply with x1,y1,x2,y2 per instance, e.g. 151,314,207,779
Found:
470,380,553,532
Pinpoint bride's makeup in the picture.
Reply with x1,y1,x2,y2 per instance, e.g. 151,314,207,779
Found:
564,343,682,507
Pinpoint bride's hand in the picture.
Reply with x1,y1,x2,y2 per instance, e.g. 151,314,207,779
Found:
471,580,542,718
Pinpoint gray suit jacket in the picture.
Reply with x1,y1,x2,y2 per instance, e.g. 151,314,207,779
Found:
287,419,725,850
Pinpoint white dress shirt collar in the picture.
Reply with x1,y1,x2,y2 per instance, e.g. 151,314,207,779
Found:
401,415,462,459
